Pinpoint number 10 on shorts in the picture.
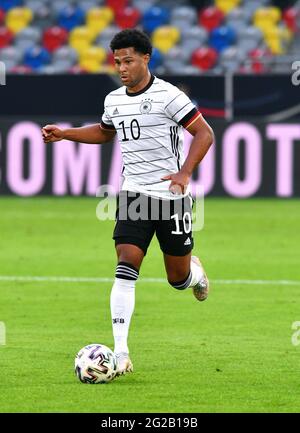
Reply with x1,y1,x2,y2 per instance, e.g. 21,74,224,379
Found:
171,212,192,235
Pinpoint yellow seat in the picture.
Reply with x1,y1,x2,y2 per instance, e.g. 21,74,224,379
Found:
86,7,114,38
6,7,33,34
254,7,281,32
69,26,95,54
264,25,292,55
215,0,241,15
79,46,107,72
152,26,180,54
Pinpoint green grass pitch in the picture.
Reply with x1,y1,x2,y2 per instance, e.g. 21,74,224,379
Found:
0,197,299,413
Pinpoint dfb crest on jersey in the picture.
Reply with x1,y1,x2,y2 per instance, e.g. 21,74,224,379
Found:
140,98,152,114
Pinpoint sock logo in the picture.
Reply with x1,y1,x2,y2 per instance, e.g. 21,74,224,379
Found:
112,318,125,324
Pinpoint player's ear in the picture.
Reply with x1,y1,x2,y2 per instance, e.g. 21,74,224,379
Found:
144,53,150,65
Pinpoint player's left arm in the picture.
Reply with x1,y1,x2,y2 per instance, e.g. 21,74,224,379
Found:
162,113,214,193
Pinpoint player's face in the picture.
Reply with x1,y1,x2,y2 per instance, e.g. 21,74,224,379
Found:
113,47,150,89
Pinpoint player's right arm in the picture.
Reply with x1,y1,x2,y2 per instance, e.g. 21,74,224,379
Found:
41,123,116,144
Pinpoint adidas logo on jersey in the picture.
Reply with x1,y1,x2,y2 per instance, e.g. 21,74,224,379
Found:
113,108,119,115
184,237,191,246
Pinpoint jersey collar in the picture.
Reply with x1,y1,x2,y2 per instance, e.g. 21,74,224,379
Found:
126,74,155,97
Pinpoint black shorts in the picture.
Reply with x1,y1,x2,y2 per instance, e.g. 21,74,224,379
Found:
113,191,194,256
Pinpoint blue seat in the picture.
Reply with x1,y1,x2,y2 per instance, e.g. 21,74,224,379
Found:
24,46,51,70
58,5,85,31
148,47,163,71
210,26,236,52
142,6,170,33
0,0,22,12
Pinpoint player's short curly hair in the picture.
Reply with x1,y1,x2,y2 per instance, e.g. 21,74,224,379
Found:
110,29,152,56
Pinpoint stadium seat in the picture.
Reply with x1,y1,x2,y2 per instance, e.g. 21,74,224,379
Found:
0,45,23,70
148,47,163,71
52,45,78,71
282,7,299,33
248,47,272,73
253,7,281,33
42,26,68,53
107,0,129,14
226,7,249,33
78,0,105,14
51,0,72,16
6,7,33,34
24,45,50,69
15,26,41,51
263,25,291,55
115,7,140,29
170,6,197,31
69,26,95,54
163,46,190,72
95,25,120,51
236,26,263,53
24,0,47,14
0,26,13,49
209,25,236,52
0,8,4,25
86,7,114,37
132,0,157,14
10,64,33,73
30,3,54,31
0,0,22,13
180,26,208,56
152,25,180,54
199,6,224,32
79,46,106,72
215,0,241,15
191,46,218,71
219,46,245,72
142,6,170,34
58,5,85,32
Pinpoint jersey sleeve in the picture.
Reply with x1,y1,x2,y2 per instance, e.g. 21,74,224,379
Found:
164,86,201,128
100,96,115,131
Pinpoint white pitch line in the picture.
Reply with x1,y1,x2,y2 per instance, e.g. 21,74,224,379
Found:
0,276,300,286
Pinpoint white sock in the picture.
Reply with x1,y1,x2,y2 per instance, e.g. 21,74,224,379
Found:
188,259,204,288
110,277,135,354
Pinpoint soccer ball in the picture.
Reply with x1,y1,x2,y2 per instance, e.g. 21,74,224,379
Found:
74,344,118,384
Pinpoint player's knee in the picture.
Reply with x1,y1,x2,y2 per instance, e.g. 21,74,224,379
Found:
168,272,191,290
115,261,139,281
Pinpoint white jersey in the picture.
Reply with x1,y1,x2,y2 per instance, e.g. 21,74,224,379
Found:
101,75,200,199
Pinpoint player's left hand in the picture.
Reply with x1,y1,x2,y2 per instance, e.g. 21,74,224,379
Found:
161,171,190,195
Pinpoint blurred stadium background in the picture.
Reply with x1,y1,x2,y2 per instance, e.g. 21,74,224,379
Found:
1,0,300,414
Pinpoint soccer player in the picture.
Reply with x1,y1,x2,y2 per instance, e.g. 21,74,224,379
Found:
42,29,214,376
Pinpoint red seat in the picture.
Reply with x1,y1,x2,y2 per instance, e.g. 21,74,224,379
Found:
10,65,33,74
115,7,140,29
0,9,5,25
106,50,115,66
107,0,128,14
191,47,218,70
43,26,68,53
282,7,299,33
0,26,13,49
249,48,272,73
199,6,224,32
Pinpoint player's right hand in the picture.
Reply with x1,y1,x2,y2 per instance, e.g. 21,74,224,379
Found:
42,124,64,143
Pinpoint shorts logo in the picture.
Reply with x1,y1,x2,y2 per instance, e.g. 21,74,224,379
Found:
184,237,191,246
112,318,125,324
140,99,152,114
